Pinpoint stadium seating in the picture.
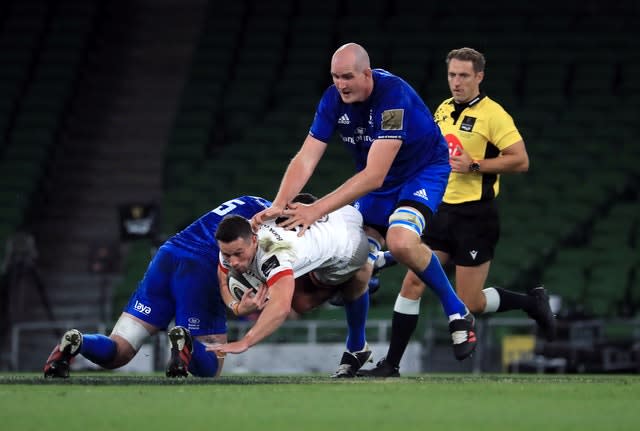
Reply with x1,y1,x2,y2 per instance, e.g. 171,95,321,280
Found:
1,0,97,259
151,0,640,320
3,1,640,374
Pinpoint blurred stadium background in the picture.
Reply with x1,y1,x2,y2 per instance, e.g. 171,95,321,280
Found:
1,0,639,374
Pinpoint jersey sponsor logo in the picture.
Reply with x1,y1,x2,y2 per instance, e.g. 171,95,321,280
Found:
445,133,464,157
187,317,200,331
134,300,151,315
469,250,478,260
338,113,350,124
264,225,283,241
381,109,404,130
460,116,476,132
413,188,429,200
261,255,281,277
341,134,373,145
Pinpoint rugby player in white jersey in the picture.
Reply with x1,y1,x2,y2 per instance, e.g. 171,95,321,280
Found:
210,194,373,377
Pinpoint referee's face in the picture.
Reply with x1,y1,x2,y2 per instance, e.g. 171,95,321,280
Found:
447,58,483,104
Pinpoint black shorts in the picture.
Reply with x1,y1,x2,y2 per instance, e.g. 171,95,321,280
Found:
422,200,500,267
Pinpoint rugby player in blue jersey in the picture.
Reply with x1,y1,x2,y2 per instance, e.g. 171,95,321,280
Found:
253,43,476,361
44,196,273,378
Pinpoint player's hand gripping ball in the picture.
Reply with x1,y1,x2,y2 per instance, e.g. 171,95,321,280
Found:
228,270,261,301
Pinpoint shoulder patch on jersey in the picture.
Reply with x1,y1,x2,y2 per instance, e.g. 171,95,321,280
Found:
261,255,281,277
381,109,404,130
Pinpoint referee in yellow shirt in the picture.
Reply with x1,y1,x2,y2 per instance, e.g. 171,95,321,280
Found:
360,47,556,377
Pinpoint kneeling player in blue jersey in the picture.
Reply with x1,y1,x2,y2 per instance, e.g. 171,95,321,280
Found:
44,196,274,378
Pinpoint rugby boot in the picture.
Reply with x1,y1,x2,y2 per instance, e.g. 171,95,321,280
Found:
331,343,373,378
44,329,83,378
165,326,193,378
357,357,400,378
525,286,557,342
449,312,477,360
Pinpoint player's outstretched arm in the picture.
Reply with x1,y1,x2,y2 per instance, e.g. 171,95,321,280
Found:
278,138,401,235
208,275,294,354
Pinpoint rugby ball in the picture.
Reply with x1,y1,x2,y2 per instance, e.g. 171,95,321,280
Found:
227,270,261,302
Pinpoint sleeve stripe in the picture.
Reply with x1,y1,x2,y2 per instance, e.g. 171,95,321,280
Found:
218,262,229,274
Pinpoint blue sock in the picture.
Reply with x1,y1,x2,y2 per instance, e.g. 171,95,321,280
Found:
418,254,466,317
188,339,219,377
80,334,117,365
344,290,369,352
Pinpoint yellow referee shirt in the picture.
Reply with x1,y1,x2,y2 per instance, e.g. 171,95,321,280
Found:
434,95,522,204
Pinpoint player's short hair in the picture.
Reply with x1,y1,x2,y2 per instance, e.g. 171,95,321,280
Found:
446,47,485,73
215,215,254,243
291,192,318,204
274,192,319,225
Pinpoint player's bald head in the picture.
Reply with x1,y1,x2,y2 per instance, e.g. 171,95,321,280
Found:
331,43,370,72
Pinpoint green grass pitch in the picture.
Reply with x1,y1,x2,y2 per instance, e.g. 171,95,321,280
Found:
1,373,639,431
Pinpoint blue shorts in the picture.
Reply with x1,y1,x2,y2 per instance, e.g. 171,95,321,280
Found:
354,162,450,232
123,244,227,336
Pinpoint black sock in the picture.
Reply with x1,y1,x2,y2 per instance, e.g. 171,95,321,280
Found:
495,287,534,312
385,312,419,368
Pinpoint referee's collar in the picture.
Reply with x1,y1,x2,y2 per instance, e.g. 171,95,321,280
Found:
450,92,486,110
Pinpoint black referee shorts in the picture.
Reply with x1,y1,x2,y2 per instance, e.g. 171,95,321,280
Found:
422,200,500,267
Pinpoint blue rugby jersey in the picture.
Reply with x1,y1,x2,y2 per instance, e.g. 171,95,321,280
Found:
310,69,449,190
167,195,271,258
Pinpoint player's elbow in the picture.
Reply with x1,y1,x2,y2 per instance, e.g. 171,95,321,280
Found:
372,175,386,189
363,169,387,189
517,156,530,173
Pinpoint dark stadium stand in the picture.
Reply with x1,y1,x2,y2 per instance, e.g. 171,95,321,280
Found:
154,0,640,322
2,0,639,371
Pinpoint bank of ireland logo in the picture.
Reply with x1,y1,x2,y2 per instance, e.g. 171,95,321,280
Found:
188,317,200,330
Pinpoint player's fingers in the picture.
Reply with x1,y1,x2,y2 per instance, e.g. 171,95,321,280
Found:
241,289,254,302
296,223,310,237
278,216,297,229
249,217,261,232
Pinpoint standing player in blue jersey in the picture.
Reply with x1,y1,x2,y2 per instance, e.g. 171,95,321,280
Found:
253,43,476,360
44,196,273,379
